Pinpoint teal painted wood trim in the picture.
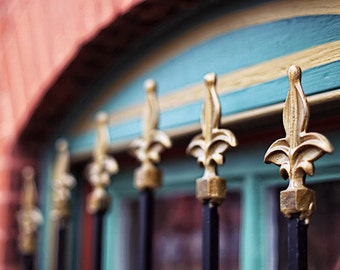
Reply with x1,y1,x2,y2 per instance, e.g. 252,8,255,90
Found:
103,197,118,270
240,174,277,270
37,149,54,270
153,61,340,129
65,15,340,155
97,15,340,114
219,62,340,113
241,175,263,270
69,61,340,155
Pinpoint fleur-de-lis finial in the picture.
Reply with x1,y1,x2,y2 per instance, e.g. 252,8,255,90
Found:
130,79,172,191
51,139,76,220
186,73,237,205
17,166,43,254
87,112,118,214
264,65,333,220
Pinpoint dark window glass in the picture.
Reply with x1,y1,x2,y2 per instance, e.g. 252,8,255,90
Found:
154,192,241,270
277,181,340,270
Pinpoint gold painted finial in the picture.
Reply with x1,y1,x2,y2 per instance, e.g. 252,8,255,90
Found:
50,139,76,220
264,65,333,220
130,79,172,191
87,112,118,214
186,73,237,205
17,166,43,255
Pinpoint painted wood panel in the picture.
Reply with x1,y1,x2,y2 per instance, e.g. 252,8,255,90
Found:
67,12,340,156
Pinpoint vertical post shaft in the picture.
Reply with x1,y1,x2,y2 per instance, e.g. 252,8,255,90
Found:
93,211,105,270
22,254,34,270
288,214,308,270
56,220,67,270
202,202,219,270
186,73,236,270
138,188,154,270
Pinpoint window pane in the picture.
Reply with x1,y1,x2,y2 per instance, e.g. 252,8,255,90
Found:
154,192,241,270
277,181,340,269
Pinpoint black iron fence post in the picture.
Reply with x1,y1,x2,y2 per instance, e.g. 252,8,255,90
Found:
264,65,333,270
130,79,172,270
138,188,154,270
86,112,119,270
288,214,308,270
17,167,43,270
187,73,237,270
21,254,34,270
50,139,76,270
202,202,219,270
92,210,105,270
56,220,67,270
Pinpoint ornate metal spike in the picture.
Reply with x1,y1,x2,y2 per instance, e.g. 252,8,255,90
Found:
17,166,43,255
264,65,333,220
87,112,118,214
50,139,76,220
130,79,172,191
186,73,237,205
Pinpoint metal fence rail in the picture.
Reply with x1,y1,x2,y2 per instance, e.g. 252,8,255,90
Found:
17,65,335,270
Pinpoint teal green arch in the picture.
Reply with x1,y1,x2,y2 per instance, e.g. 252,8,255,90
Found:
66,15,340,154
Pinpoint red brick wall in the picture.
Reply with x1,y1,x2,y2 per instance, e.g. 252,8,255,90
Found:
0,0,142,268
0,0,143,139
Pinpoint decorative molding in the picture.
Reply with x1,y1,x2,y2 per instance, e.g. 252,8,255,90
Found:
72,40,340,136
187,73,237,204
72,0,340,135
68,88,340,161
264,65,333,220
17,167,43,255
86,112,118,214
130,80,172,191
50,139,76,220
110,41,340,126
